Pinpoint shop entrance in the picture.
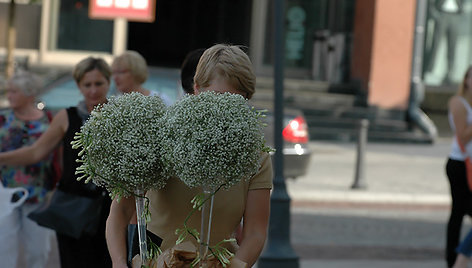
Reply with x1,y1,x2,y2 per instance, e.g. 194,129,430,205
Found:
262,0,355,82
127,0,253,68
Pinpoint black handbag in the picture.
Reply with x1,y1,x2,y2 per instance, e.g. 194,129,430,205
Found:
28,189,105,239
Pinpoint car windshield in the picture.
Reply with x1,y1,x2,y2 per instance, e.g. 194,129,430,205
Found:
39,67,182,110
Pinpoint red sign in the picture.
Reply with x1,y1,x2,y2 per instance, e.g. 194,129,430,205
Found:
89,0,156,22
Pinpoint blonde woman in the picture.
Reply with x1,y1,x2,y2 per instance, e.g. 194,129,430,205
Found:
106,44,272,268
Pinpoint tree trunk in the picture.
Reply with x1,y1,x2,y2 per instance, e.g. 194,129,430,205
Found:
6,0,16,79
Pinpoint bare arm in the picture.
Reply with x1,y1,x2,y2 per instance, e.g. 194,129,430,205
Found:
0,109,67,165
106,196,136,268
234,188,270,266
449,96,472,146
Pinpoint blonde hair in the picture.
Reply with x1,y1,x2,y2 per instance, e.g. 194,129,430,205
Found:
112,50,148,84
458,66,472,96
8,69,44,97
194,44,256,99
73,57,111,84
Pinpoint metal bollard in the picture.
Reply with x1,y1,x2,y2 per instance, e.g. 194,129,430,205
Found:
351,119,369,189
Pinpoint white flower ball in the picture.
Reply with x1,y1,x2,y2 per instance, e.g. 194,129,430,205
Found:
158,91,271,190
74,92,169,198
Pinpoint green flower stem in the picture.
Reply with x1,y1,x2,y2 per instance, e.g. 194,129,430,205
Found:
134,191,151,223
181,184,224,242
199,186,214,265
135,189,149,264
208,239,235,267
176,184,236,267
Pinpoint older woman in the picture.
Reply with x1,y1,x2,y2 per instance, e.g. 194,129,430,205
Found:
0,70,56,268
112,50,172,105
0,57,113,268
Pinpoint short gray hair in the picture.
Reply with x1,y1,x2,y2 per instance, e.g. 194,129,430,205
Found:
9,69,44,97
112,51,148,84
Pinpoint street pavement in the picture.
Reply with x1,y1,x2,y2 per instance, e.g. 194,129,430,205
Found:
284,137,464,268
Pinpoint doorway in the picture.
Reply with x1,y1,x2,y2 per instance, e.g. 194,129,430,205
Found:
127,0,253,68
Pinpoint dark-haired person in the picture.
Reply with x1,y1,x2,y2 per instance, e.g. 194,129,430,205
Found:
180,48,206,94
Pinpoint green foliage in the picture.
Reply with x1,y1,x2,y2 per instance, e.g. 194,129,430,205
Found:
209,239,236,267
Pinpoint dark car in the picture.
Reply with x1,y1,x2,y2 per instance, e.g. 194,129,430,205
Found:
262,109,311,179
38,67,311,179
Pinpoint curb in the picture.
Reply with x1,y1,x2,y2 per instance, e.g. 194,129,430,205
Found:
289,190,450,207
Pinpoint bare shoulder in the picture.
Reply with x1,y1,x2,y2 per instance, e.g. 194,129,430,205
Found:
449,95,461,105
51,109,69,133
448,95,468,118
449,95,464,110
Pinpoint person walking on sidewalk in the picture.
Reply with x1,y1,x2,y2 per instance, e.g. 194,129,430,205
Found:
0,70,57,268
0,57,113,268
445,65,472,267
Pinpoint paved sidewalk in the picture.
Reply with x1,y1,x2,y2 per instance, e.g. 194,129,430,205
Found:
285,138,456,268
287,138,452,206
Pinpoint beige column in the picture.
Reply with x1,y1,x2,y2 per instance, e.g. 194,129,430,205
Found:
113,18,128,56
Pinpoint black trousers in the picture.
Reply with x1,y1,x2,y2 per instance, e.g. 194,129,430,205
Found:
446,158,472,267
56,197,112,268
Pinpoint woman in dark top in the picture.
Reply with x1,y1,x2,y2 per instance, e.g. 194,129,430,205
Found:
0,56,112,267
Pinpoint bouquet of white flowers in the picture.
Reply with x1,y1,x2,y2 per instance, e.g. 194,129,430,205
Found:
72,92,169,198
158,91,272,266
71,91,272,267
159,91,271,190
72,92,169,264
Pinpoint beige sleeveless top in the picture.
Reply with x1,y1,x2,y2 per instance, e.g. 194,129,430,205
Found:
146,152,273,252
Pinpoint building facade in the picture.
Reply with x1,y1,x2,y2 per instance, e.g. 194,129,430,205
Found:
1,0,470,113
